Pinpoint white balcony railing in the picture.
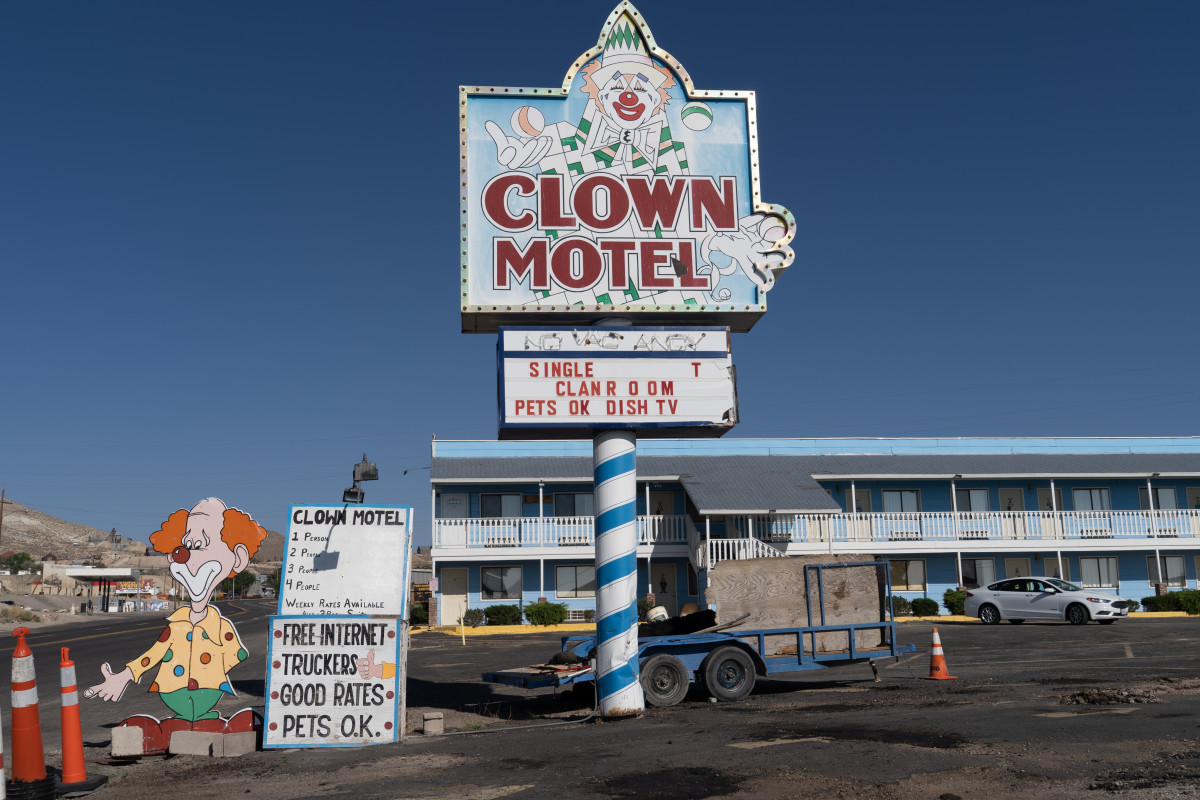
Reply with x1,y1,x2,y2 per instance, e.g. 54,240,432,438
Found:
719,509,1200,545
434,509,1200,557
433,515,691,549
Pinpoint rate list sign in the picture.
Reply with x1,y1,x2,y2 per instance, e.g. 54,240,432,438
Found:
278,504,411,618
264,616,401,748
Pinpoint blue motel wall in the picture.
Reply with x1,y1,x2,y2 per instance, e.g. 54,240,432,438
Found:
428,437,1200,624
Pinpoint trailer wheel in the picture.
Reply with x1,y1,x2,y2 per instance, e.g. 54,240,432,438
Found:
703,646,755,702
640,654,690,707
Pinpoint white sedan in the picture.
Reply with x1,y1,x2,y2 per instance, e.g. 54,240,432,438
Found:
964,577,1130,625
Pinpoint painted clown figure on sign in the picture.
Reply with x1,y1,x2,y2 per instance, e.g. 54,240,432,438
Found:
88,498,266,748
462,1,796,332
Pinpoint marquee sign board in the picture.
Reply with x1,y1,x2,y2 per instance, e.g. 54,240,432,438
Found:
263,615,401,748
278,504,411,619
461,1,795,334
498,326,736,438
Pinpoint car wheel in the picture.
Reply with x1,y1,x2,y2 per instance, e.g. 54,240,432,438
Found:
1066,604,1089,625
1098,620,1116,625
702,646,756,702
640,653,690,707
1008,619,1025,624
978,604,1001,625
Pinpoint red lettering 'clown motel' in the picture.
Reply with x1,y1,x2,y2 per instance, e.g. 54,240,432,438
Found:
460,1,796,334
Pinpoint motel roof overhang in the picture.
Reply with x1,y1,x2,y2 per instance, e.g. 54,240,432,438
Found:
430,452,1200,516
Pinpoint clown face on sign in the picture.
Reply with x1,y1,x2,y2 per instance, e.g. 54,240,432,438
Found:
464,2,796,330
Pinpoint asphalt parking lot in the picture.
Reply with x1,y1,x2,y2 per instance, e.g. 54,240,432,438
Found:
40,615,1200,799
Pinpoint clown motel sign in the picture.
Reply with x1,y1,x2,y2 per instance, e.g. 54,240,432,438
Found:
278,504,411,618
264,616,401,747
498,326,736,438
460,1,795,334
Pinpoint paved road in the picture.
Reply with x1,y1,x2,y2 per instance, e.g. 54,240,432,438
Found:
5,611,1200,799
1,599,275,748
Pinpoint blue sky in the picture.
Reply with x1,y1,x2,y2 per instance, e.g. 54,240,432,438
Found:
2,1,1197,547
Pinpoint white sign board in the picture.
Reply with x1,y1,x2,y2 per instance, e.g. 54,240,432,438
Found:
278,505,411,618
498,326,735,438
263,615,401,748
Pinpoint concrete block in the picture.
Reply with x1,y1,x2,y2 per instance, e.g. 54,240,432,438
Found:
220,731,258,757
169,730,220,756
422,711,444,736
111,725,144,758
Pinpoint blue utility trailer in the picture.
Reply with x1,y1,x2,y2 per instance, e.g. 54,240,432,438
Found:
484,561,917,706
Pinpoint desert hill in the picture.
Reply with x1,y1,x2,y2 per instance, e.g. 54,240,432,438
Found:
0,497,283,567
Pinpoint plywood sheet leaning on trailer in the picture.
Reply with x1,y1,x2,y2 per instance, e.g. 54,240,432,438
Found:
705,555,887,656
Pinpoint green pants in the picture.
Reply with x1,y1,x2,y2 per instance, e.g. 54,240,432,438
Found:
159,687,225,721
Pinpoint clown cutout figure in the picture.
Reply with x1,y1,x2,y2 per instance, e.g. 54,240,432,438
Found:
87,498,266,749
472,2,795,313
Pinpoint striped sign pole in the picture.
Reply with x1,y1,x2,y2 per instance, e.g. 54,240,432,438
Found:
593,429,644,717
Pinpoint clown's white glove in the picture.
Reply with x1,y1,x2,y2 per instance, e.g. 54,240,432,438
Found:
485,120,553,170
702,213,790,292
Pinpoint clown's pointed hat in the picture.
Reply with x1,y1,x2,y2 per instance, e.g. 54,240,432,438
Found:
591,12,669,89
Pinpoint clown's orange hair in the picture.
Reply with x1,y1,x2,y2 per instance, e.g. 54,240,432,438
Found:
150,505,267,577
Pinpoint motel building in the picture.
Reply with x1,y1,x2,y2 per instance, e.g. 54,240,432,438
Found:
428,436,1200,625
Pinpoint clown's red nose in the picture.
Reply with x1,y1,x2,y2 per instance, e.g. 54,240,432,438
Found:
171,546,190,564
619,91,637,105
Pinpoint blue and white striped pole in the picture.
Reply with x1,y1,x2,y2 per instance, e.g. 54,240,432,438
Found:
593,429,644,717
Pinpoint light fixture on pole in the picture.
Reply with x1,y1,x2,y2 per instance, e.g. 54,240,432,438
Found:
343,454,379,504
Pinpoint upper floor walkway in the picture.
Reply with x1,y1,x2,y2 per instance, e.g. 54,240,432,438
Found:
433,508,1200,554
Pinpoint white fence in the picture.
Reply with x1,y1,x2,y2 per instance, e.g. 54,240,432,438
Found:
433,515,691,548
718,509,1200,545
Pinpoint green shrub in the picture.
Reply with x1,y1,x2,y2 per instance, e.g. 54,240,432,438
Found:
1146,590,1200,615
524,602,568,626
1178,590,1200,615
890,596,912,616
484,604,523,625
0,607,40,624
1141,594,1180,613
943,589,967,616
912,598,940,617
583,609,595,623
409,602,428,625
637,597,653,621
1124,598,1140,613
461,608,485,627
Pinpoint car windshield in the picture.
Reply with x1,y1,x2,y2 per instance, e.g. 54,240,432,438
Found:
1046,578,1082,592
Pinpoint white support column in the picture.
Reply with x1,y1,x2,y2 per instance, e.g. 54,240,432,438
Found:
950,478,961,541
593,430,643,717
1147,477,1159,538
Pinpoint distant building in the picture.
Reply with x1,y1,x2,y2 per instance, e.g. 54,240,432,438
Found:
428,436,1200,625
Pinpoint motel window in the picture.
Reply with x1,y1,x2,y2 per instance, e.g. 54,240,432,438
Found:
555,565,596,598
1147,556,1186,589
1080,557,1119,589
554,492,594,517
890,560,926,592
1138,487,1178,510
480,493,522,518
960,558,995,590
954,489,989,512
882,490,920,513
481,566,523,600
1072,488,1111,511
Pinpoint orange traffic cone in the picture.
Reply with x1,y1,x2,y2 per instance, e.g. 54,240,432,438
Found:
10,627,48,786
922,627,958,680
55,647,106,795
59,647,86,783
